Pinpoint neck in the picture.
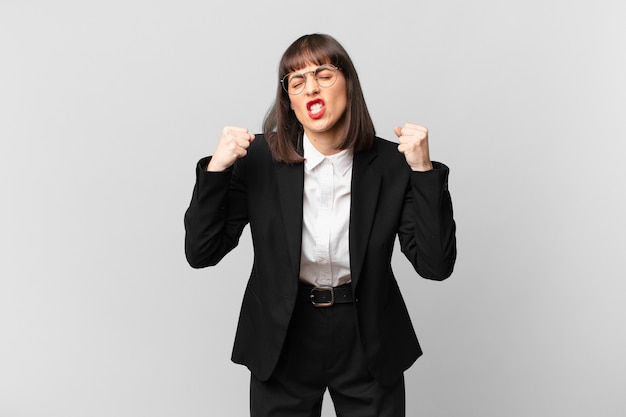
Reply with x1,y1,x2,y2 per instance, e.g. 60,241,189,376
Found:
304,131,343,156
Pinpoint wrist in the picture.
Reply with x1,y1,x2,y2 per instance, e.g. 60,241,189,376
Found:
410,161,434,172
206,158,228,172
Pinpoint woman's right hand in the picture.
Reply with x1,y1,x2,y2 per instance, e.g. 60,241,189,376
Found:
206,126,255,171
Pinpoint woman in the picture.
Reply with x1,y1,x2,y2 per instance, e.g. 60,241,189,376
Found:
185,33,456,417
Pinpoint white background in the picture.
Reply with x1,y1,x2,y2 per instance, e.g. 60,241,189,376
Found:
1,1,625,416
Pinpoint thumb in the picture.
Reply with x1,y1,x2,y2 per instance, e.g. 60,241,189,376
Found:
394,126,403,138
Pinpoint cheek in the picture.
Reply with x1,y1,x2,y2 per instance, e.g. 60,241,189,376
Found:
334,93,348,115
289,97,304,112
331,85,348,111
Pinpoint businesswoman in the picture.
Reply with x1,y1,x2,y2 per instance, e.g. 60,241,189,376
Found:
185,33,456,417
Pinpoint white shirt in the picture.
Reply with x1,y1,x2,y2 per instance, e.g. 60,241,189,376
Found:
299,134,353,288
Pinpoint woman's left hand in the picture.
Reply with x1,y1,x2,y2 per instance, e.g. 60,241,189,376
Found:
395,122,434,172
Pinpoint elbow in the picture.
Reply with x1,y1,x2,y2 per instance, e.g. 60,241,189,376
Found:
429,235,457,280
418,263,454,281
186,254,220,269
185,244,221,269
184,232,237,270
424,263,455,281
185,252,208,269
419,247,457,281
186,257,211,269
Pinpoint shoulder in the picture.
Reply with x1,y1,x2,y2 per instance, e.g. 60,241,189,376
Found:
248,133,270,153
372,136,401,155
353,136,411,180
237,133,272,165
231,134,288,180
371,136,409,168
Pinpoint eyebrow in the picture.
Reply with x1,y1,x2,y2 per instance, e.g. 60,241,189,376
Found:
290,65,331,76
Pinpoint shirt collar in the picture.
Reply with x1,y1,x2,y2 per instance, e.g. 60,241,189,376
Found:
303,133,353,176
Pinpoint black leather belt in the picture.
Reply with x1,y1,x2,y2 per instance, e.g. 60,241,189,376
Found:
298,283,354,307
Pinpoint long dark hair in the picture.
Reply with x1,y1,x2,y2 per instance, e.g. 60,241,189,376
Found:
263,34,375,164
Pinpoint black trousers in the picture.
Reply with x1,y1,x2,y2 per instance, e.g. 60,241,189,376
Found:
250,286,405,417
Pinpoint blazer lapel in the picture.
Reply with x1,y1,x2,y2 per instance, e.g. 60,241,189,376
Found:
275,162,304,279
349,147,381,290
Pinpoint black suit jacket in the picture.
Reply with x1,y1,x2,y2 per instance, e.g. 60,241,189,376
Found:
184,134,456,385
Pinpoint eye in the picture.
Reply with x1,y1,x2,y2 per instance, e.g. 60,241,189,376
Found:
316,69,334,80
289,77,305,89
289,79,304,88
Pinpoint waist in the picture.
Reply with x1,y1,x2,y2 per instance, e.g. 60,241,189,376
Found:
297,282,354,307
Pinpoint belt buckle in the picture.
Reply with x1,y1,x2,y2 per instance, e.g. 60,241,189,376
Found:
310,286,334,307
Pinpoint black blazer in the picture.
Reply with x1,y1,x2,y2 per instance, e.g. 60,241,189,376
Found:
184,134,456,385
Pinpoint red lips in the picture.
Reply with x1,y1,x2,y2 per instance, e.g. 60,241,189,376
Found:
306,98,325,119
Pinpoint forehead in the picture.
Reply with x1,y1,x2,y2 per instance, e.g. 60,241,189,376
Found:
284,48,332,74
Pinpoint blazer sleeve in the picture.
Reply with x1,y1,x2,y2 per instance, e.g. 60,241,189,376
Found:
398,161,457,280
184,156,249,268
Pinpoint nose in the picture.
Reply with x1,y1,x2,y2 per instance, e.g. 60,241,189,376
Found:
304,72,319,95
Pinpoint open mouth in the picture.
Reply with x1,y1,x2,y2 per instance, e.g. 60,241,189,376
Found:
306,99,325,119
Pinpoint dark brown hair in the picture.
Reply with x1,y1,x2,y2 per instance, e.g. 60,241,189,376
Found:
263,34,375,163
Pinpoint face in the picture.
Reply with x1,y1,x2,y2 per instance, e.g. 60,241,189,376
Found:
287,63,348,144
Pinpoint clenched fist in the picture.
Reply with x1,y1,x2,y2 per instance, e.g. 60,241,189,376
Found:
395,122,433,172
207,126,255,172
